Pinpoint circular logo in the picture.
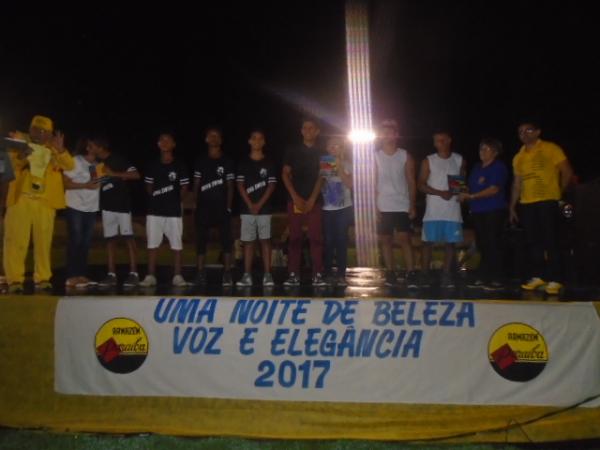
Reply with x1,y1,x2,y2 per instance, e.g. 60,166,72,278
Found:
488,322,548,382
95,318,149,374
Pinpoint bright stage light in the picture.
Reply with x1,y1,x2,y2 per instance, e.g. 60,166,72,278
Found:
348,129,376,143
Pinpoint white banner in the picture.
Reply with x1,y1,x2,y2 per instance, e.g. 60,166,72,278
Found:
55,297,600,407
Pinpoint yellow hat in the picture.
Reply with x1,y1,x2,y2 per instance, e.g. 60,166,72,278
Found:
30,115,54,132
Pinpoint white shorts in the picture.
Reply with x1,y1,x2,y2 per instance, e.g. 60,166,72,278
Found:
240,214,272,241
102,210,133,239
146,215,183,250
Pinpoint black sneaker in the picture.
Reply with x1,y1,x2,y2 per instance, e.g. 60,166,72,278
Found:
384,271,396,287
467,279,485,289
440,273,455,289
283,273,300,286
222,271,233,287
406,271,419,289
99,273,117,287
123,272,139,287
336,275,348,287
418,272,431,288
483,281,504,291
194,271,207,285
312,273,328,287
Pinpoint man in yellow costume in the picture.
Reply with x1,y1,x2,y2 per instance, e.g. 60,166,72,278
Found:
3,115,74,293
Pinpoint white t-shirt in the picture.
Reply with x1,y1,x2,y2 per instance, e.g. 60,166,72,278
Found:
375,148,410,212
63,155,100,213
321,158,352,211
423,152,463,222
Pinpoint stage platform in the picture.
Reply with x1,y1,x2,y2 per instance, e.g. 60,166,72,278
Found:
3,265,600,301
2,266,600,443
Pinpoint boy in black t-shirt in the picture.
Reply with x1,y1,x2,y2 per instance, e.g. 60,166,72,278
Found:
193,127,235,286
139,133,190,288
235,130,277,287
90,137,141,288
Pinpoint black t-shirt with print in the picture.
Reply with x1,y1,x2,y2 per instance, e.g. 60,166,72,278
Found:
193,155,235,211
236,156,277,214
144,159,189,217
99,153,136,213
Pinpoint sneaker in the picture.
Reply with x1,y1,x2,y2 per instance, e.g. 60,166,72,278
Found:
440,273,455,289
384,271,396,287
194,271,207,285
99,273,117,287
545,281,563,295
406,271,419,289
8,282,24,294
521,277,546,291
262,273,275,287
418,272,431,288
467,279,485,289
172,274,189,287
77,277,98,288
312,272,327,287
236,273,253,287
324,274,337,286
123,272,139,287
336,275,348,287
65,277,79,288
283,273,300,286
222,271,233,287
35,280,53,291
483,281,504,291
140,274,157,287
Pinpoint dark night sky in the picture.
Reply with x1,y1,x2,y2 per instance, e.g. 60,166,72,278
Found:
1,1,598,186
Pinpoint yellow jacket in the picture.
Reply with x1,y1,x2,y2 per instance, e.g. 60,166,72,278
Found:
5,137,74,210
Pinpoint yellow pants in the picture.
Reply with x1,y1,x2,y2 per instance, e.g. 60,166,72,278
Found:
3,196,56,284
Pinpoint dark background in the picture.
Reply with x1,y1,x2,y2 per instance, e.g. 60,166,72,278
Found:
1,1,598,211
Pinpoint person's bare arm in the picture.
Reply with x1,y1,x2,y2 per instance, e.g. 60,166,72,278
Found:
406,154,417,219
255,183,276,215
226,180,234,211
145,182,153,197
104,167,140,181
63,174,98,190
304,177,324,213
418,158,452,200
282,164,305,210
557,159,574,193
509,175,522,224
338,156,353,189
237,180,254,211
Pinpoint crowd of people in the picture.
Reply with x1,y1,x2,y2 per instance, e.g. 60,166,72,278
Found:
0,114,573,295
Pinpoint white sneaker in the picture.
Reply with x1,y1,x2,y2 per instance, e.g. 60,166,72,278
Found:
172,274,189,287
262,273,275,287
236,273,253,287
139,275,157,287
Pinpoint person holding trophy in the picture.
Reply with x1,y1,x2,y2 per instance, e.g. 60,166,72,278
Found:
2,115,74,293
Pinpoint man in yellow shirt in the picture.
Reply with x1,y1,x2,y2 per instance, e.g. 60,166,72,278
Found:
3,115,74,293
509,121,573,295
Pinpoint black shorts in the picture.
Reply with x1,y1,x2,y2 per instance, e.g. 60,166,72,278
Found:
378,211,411,235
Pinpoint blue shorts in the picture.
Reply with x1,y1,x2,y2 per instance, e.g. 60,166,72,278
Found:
422,221,463,243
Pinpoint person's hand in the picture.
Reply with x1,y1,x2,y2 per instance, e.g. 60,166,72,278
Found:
458,193,470,202
293,196,306,213
250,203,261,215
509,207,519,224
440,190,453,201
408,205,417,220
85,181,100,190
51,131,65,153
304,198,316,214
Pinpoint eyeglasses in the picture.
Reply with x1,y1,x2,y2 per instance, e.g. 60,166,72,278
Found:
518,128,536,135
